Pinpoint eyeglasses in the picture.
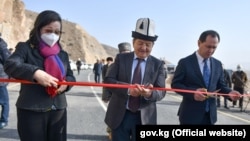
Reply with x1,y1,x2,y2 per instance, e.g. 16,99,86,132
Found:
44,29,63,35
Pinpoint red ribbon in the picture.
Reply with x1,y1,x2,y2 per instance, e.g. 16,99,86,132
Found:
46,87,58,98
1,78,249,98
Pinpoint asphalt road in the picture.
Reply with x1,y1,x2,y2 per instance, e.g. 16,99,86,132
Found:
0,69,249,141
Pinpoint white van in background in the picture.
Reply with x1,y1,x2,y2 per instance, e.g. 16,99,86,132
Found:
87,64,94,70
81,62,89,70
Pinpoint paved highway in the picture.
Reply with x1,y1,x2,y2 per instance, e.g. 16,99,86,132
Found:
0,69,249,141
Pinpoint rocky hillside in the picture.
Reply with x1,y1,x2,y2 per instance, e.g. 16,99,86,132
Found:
0,0,118,64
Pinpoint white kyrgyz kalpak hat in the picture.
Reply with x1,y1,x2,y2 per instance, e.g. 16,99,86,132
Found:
132,18,158,41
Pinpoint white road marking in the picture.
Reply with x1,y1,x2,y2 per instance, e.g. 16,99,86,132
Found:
86,71,250,123
168,93,250,123
88,72,107,111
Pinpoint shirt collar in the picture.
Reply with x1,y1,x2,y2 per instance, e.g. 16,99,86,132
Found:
195,51,210,64
133,53,148,61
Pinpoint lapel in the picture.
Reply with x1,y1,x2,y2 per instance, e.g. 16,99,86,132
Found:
28,42,44,65
191,53,206,87
27,42,43,60
208,57,216,89
33,48,43,60
142,56,153,84
125,53,134,83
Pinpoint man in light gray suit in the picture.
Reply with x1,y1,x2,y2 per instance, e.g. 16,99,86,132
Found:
104,18,166,141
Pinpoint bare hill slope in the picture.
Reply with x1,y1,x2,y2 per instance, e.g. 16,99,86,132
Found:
0,0,118,64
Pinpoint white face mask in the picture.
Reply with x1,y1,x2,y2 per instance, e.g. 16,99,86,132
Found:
41,33,59,47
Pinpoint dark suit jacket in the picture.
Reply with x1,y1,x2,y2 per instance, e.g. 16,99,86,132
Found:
104,52,166,129
4,41,76,111
171,52,231,124
93,62,102,74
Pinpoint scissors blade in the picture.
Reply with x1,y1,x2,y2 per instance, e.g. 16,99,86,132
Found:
207,89,221,98
213,89,221,93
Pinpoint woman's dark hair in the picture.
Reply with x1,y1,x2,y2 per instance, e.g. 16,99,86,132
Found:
199,30,220,43
29,10,62,46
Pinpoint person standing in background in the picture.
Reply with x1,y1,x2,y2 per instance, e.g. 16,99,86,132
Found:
171,30,241,125
93,59,102,83
101,58,105,66
231,64,248,111
118,42,132,54
8,48,14,54
104,42,131,140
216,64,232,109
102,57,113,103
4,10,76,141
162,61,168,79
0,32,11,129
104,18,166,141
76,58,82,75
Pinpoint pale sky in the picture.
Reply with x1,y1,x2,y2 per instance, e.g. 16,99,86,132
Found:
22,0,250,70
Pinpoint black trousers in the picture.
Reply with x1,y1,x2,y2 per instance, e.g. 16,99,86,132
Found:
17,108,67,141
233,87,244,107
94,73,101,83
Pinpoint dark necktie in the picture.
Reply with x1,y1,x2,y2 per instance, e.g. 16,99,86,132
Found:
128,58,143,112
203,58,210,112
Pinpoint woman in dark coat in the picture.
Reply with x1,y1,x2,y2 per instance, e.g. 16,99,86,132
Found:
4,10,76,141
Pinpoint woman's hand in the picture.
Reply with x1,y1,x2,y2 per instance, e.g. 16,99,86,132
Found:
33,69,58,88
